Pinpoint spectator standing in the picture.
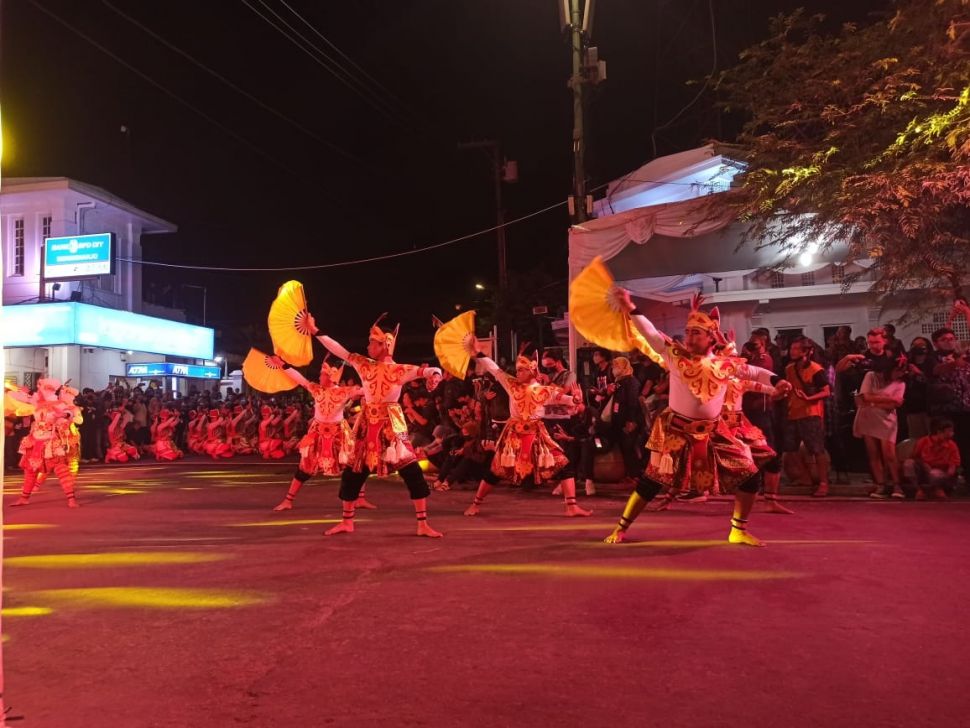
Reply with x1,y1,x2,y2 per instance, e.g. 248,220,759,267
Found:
855,362,907,499
609,356,645,485
783,336,832,497
902,337,934,440
928,326,970,470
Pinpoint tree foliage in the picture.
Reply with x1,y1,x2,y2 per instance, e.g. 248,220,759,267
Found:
716,0,970,311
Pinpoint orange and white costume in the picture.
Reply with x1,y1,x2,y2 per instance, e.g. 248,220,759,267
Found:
258,406,286,459
476,354,571,484
284,363,362,477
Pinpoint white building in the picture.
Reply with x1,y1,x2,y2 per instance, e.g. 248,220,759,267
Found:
2,177,217,391
566,145,956,366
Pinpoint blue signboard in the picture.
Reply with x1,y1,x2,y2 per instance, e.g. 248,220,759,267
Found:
44,233,114,280
1,302,214,359
126,362,221,379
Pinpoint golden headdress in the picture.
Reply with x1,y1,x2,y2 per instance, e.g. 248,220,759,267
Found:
369,313,400,356
686,293,721,336
320,354,345,383
514,343,539,373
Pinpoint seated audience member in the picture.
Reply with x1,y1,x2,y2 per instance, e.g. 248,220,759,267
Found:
904,416,960,500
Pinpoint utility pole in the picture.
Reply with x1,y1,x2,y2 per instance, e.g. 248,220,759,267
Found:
562,0,603,224
570,0,587,224
458,140,509,292
459,140,517,360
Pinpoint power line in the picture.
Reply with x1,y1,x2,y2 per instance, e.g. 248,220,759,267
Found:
27,0,330,186
274,0,419,126
101,0,367,167
118,198,571,272
240,0,404,124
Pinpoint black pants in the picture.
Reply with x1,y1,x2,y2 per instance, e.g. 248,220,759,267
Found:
338,461,430,501
562,438,594,481
617,428,643,477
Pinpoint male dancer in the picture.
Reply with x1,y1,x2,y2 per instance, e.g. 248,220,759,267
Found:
308,314,444,538
12,379,81,508
604,291,790,546
463,349,592,517
271,357,363,511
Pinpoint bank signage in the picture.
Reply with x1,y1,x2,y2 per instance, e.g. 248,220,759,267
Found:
43,232,114,280
126,362,221,379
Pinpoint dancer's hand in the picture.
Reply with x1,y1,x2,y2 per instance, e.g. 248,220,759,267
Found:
611,286,636,314
306,313,320,335
774,380,793,396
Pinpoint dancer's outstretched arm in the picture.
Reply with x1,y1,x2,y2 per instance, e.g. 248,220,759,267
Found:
611,287,669,353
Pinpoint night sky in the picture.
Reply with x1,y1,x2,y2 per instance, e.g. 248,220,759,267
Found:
2,0,889,357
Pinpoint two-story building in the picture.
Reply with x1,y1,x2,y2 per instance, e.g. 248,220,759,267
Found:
2,177,219,392
565,145,955,369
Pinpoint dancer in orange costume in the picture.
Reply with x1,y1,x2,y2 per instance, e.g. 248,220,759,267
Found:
12,378,82,508
229,405,257,455
203,408,234,459
153,408,184,461
271,357,363,511
281,405,303,455
258,405,286,459
104,405,140,463
602,291,791,546
463,349,592,517
308,313,444,538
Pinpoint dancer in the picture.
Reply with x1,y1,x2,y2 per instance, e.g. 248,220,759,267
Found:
104,404,140,463
258,405,286,459
153,408,184,461
187,408,208,455
203,408,233,459
463,349,593,517
229,405,257,456
307,313,444,537
270,357,363,511
281,404,303,455
12,378,81,508
603,291,790,546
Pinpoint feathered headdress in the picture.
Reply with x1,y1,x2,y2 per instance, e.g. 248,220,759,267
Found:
686,292,721,337
369,313,400,356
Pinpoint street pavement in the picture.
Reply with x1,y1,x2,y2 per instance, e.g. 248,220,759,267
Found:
2,460,969,728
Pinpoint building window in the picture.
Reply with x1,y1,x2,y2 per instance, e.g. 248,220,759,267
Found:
42,215,52,240
800,271,816,287
832,264,846,284
769,271,785,288
923,310,970,342
11,218,25,276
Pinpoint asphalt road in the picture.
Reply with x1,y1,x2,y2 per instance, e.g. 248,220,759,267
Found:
3,460,969,728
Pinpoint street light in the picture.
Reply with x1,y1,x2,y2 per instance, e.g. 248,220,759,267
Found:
474,283,486,291
214,355,227,380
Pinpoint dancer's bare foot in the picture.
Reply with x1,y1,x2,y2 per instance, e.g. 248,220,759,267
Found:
765,498,794,515
604,528,627,544
463,503,480,516
354,497,378,510
272,499,293,511
11,496,30,507
565,504,592,517
66,497,80,509
324,521,354,536
728,527,765,546
417,521,443,538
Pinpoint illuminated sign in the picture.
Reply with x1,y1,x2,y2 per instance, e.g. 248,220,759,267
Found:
43,233,114,280
1,302,214,359
126,362,221,379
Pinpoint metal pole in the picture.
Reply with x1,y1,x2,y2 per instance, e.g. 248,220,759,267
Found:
570,0,587,224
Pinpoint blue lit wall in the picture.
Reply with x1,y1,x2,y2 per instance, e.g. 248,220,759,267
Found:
0,302,214,359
